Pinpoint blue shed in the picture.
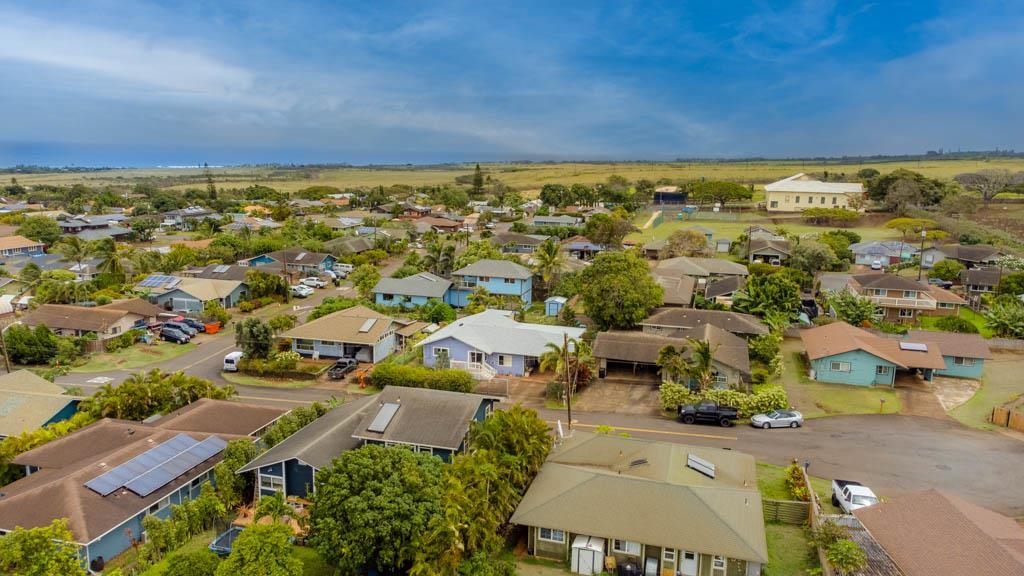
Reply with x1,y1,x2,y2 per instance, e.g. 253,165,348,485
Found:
545,296,567,317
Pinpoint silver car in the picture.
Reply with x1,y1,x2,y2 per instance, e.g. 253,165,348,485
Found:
750,410,804,429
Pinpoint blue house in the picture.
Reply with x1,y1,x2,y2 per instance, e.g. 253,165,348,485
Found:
372,272,452,309
418,309,584,378
0,370,80,440
279,305,397,362
0,235,45,258
241,248,336,276
137,275,249,312
449,259,534,307
0,399,285,570
801,322,947,387
906,330,991,379
237,387,499,499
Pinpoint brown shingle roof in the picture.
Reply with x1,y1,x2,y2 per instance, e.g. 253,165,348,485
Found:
855,490,1024,576
641,308,769,336
925,284,966,304
22,304,131,332
851,272,927,292
906,330,992,360
0,235,44,251
99,298,164,318
705,276,745,299
653,273,696,306
748,238,791,256
800,322,946,369
280,305,395,344
961,268,1002,287
151,398,286,436
592,325,750,375
941,244,1001,263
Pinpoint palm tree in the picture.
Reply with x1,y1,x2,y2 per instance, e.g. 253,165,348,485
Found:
656,344,688,383
686,338,718,391
53,236,94,281
539,337,593,396
93,237,127,285
424,242,456,277
532,238,565,294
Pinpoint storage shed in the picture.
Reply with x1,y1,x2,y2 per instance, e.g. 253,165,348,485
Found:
570,535,606,575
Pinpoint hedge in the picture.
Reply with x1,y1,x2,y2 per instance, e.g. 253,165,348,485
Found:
658,382,789,418
369,363,475,393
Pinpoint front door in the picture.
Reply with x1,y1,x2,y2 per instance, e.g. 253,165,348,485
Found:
680,551,698,576
469,350,484,364
644,556,658,576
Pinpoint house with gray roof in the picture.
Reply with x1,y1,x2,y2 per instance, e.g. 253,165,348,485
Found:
449,258,534,307
531,214,583,228
920,243,1002,269
511,432,767,576
279,305,397,362
372,272,452,309
0,370,80,439
849,240,919,266
237,387,498,499
418,309,584,378
640,308,768,338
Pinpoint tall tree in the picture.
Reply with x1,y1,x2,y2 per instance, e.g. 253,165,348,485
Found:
789,241,837,274
235,317,273,359
16,215,62,245
686,181,753,208
827,290,878,326
350,264,381,299
656,344,688,384
52,236,94,279
472,163,484,196
532,238,565,293
582,213,633,249
661,229,708,258
310,445,445,573
215,524,301,576
93,237,127,285
0,519,86,576
577,251,663,330
732,273,800,319
954,169,1024,202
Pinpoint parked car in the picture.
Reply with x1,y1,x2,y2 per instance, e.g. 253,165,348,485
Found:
160,327,190,344
223,351,243,372
164,321,197,337
180,318,206,333
927,277,953,289
327,358,358,380
870,259,883,270
750,410,804,429
334,263,355,274
301,277,327,288
677,400,738,427
831,479,879,513
291,284,314,298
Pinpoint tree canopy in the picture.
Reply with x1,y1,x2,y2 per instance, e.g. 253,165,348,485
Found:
789,241,837,274
0,519,86,576
235,317,273,359
928,259,964,282
686,181,753,207
16,215,62,245
581,213,633,249
828,290,878,326
732,272,801,319
577,251,663,330
954,169,1024,202
310,444,446,573
215,524,301,576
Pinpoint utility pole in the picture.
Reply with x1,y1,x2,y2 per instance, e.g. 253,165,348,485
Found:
917,229,927,281
564,332,572,432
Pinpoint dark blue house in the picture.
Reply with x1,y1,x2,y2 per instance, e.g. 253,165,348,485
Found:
237,387,499,500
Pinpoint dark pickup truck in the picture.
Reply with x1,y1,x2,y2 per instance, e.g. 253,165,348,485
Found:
677,400,739,427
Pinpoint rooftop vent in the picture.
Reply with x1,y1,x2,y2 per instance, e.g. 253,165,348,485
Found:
686,453,716,479
629,458,648,468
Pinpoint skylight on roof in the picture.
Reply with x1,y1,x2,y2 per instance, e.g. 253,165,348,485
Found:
686,453,716,479
367,402,400,433
358,318,378,333
899,342,928,352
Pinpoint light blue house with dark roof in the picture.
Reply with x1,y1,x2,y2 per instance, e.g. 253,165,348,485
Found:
418,309,584,378
449,259,534,307
372,272,452,309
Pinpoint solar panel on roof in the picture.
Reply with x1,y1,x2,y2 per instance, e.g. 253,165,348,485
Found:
358,318,377,333
214,265,230,273
899,342,928,352
686,453,716,479
367,402,400,433
125,435,227,497
85,434,199,495
295,252,307,261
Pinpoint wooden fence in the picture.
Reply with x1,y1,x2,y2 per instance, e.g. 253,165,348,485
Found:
762,499,809,524
991,406,1024,432
801,466,836,576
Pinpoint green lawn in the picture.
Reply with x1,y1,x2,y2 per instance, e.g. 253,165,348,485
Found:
765,523,819,576
221,372,318,389
951,351,1024,429
756,462,840,514
292,546,334,576
74,341,197,373
628,213,902,245
778,343,900,418
917,308,994,338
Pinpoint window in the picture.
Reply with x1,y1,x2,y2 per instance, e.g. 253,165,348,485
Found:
874,288,887,296
794,196,800,204
111,326,120,335
381,293,394,301
820,196,826,204
769,200,778,208
899,309,915,318
538,527,565,543
432,347,449,357
939,302,955,309
663,549,676,563
504,277,515,284
295,339,314,352
953,357,975,366
832,196,838,205
259,474,284,493
903,290,918,298
479,276,491,282
148,496,170,514
712,556,727,574
713,372,728,385
876,365,890,375
497,354,512,367
613,540,642,555
830,361,851,372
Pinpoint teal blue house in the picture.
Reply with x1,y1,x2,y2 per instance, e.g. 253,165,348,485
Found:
906,330,991,379
237,387,498,499
449,259,534,307
372,272,452,309
801,322,947,387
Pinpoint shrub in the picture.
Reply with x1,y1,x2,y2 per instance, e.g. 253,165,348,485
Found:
104,329,144,353
826,539,867,575
784,461,810,502
238,300,256,313
934,316,979,333
657,383,788,418
369,363,475,393
746,262,778,276
95,295,112,306
165,549,221,576
873,320,908,335
807,519,850,549
546,381,564,402
203,301,231,325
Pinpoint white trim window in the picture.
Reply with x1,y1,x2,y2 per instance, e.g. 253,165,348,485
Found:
830,361,852,372
876,365,890,375
613,539,642,556
497,354,513,367
899,308,915,318
295,339,315,352
662,549,676,563
538,527,565,543
432,347,449,357
902,290,918,298
148,496,171,515
712,555,727,575
259,474,284,493
953,357,975,367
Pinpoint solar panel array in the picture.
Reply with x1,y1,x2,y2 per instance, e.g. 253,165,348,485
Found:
367,402,401,433
138,274,176,288
213,265,231,273
85,434,199,496
125,436,227,497
85,434,228,498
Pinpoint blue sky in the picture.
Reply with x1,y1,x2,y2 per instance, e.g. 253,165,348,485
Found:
0,0,1021,166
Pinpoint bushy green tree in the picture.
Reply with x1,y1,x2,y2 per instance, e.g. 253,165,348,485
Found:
418,299,457,323
213,439,260,510
997,271,1024,296
0,519,86,576
165,549,221,576
215,524,301,576
789,241,837,274
826,539,868,576
582,213,633,248
828,290,878,326
577,251,663,330
235,317,273,359
245,269,290,301
306,296,361,320
80,369,235,420
350,264,381,299
17,216,62,245
311,445,445,573
732,273,800,319
984,300,1024,338
929,259,965,282
686,181,753,208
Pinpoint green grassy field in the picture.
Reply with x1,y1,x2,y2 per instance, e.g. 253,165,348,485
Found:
765,523,820,576
917,308,994,338
756,462,840,513
951,351,1024,429
628,211,902,245
778,341,901,418
73,341,197,373
13,158,1024,192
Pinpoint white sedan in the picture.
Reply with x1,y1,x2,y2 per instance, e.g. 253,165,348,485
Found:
750,410,804,429
291,284,314,298
300,277,327,288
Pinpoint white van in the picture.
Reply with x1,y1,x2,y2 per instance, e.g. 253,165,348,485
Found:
223,351,243,372
334,263,355,274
